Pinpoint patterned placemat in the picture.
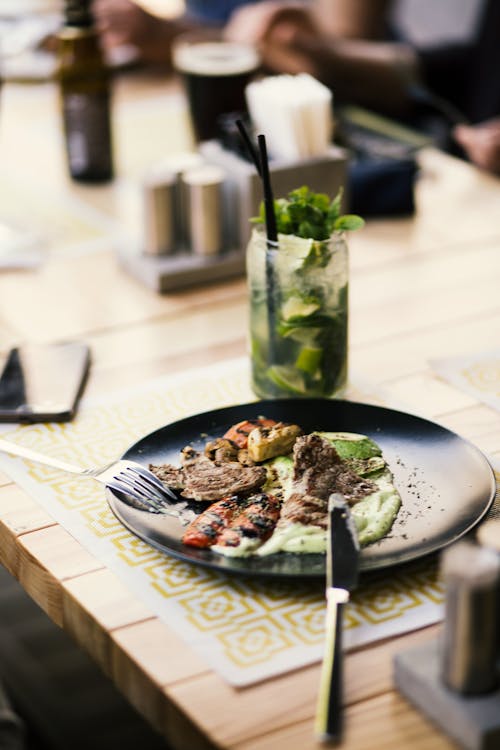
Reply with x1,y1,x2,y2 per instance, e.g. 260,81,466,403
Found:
431,349,500,416
1,358,495,686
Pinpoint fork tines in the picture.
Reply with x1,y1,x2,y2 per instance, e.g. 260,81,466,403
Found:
116,464,177,513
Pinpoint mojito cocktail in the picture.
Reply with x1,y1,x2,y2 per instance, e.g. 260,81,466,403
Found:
247,227,348,398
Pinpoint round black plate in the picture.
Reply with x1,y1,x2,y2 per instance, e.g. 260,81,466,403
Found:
107,399,496,579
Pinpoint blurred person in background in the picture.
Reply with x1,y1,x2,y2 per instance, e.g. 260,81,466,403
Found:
225,0,500,174
91,0,269,65
93,0,500,174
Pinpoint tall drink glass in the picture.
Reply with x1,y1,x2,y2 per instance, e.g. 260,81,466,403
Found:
247,228,348,399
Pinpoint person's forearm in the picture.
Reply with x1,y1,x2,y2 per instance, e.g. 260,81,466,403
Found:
314,0,394,40
310,37,420,115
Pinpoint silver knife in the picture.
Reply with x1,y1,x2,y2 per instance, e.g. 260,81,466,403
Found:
315,494,360,744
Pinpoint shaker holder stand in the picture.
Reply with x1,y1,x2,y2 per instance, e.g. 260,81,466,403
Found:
118,142,348,292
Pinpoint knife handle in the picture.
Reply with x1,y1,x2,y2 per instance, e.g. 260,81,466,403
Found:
315,588,349,744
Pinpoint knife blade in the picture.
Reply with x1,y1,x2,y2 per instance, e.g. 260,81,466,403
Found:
315,494,360,744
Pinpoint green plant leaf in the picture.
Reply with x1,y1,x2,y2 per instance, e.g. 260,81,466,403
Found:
334,215,365,231
250,185,364,239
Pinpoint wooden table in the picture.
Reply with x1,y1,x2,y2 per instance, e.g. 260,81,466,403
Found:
1,70,500,750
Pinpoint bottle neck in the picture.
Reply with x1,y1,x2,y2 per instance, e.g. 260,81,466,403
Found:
64,0,95,28
56,24,106,77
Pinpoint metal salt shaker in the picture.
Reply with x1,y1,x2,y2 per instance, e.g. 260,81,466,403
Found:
440,539,500,694
477,518,500,668
141,171,176,256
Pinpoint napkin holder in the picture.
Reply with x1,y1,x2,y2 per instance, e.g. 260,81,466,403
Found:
118,142,348,292
199,140,348,250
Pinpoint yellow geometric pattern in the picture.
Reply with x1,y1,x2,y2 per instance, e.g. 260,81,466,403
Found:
461,360,500,396
0,359,471,685
350,561,442,626
219,617,296,667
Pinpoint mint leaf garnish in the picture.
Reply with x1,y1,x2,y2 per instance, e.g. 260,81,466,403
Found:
252,186,364,239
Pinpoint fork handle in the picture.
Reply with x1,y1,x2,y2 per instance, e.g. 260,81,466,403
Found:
0,437,86,475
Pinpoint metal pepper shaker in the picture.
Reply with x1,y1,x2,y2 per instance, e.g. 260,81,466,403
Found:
182,164,226,257
157,152,205,248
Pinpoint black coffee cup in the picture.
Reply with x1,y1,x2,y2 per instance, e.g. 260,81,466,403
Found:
172,32,260,143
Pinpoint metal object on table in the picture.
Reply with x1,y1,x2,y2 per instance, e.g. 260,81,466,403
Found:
394,537,500,750
141,170,176,256
182,164,226,256
477,518,500,658
441,540,500,695
157,152,205,248
315,494,359,744
0,437,176,512
477,518,500,553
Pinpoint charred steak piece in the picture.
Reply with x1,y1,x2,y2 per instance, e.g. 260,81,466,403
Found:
281,434,376,528
150,445,266,502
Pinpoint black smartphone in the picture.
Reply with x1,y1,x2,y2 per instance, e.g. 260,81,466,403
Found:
0,342,90,422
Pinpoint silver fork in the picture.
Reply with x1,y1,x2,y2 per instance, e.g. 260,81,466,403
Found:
0,437,176,513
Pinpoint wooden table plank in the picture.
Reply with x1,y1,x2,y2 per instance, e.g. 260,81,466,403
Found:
163,625,441,749
234,692,456,750
351,310,500,382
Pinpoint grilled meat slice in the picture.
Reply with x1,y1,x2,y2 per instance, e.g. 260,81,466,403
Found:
182,495,241,548
280,492,329,528
278,434,376,528
181,452,266,502
214,493,281,549
292,433,375,504
150,442,266,502
149,463,185,490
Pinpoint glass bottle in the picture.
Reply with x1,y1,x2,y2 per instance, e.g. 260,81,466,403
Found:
56,0,114,182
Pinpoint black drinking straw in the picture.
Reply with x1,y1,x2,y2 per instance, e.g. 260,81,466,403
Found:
235,121,278,368
235,119,261,177
256,134,278,366
257,134,278,244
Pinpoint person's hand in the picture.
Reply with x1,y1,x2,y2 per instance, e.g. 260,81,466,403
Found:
224,1,322,75
453,119,500,175
92,0,189,67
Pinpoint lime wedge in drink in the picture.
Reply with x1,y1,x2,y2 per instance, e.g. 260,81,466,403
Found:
281,295,320,322
295,346,323,374
266,365,307,394
279,325,323,343
278,233,314,259
275,234,315,274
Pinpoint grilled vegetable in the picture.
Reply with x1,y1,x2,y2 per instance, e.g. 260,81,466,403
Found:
264,455,294,497
247,422,302,462
182,496,240,548
213,493,281,551
316,431,382,460
223,418,278,448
